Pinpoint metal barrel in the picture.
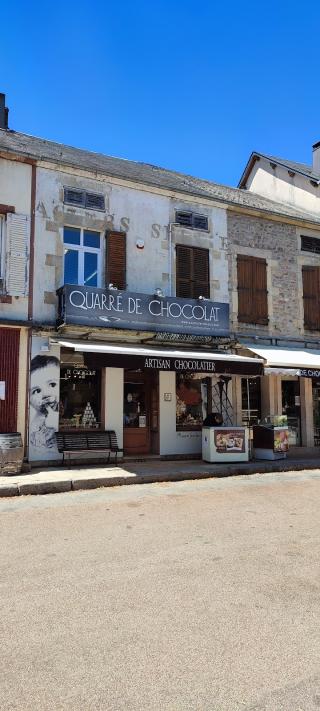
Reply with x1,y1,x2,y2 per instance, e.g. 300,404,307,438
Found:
0,433,23,476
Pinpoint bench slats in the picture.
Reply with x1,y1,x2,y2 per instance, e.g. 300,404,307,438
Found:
55,430,122,467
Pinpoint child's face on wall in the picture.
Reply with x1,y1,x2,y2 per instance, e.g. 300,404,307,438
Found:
30,365,59,414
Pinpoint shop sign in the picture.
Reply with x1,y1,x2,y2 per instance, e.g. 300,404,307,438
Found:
83,351,263,376
58,285,229,337
298,368,320,378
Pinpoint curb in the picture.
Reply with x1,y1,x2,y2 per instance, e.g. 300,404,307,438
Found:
0,458,320,497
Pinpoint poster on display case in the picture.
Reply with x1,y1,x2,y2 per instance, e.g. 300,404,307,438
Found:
214,428,246,454
273,428,289,453
28,337,61,461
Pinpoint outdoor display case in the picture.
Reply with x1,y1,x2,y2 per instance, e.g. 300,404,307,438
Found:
253,416,289,460
202,426,249,463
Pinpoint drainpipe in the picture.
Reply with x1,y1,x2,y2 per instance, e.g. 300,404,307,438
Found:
167,223,179,297
24,162,37,461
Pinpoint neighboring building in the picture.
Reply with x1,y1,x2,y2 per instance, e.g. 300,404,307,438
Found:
2,94,320,462
0,94,31,446
233,143,320,446
239,143,320,215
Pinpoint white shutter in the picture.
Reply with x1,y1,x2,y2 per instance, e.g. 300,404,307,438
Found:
5,213,30,297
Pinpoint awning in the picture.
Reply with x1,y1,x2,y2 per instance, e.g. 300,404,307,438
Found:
56,340,263,376
245,345,320,378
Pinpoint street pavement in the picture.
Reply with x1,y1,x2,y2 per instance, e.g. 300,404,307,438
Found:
1,470,320,710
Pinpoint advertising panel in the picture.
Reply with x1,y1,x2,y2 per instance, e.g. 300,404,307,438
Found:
213,428,246,454
29,338,61,462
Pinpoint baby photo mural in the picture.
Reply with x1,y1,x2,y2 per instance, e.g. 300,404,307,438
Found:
29,338,61,461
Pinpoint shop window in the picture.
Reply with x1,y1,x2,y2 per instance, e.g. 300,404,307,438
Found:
237,256,268,325
59,366,101,430
281,379,301,445
63,227,101,287
176,245,209,299
241,378,261,426
176,374,209,429
302,266,320,330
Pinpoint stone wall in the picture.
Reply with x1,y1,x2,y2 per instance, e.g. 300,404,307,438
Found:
227,211,311,338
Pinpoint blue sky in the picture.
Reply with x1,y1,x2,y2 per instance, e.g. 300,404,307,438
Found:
1,1,319,186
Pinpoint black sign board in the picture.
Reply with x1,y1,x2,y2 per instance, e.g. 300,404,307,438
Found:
298,368,320,378
83,352,263,376
58,285,229,337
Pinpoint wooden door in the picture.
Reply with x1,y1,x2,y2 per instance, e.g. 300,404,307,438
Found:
123,370,151,455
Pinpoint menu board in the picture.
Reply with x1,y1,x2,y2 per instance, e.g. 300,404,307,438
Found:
214,428,246,454
274,428,289,453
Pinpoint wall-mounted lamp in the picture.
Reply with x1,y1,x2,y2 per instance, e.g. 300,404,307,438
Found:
136,239,145,250
198,295,207,301
108,283,118,291
154,288,164,298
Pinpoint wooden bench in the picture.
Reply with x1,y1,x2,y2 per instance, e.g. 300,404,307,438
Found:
55,431,123,468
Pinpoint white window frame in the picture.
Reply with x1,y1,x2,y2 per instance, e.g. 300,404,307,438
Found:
63,226,102,287
0,215,5,281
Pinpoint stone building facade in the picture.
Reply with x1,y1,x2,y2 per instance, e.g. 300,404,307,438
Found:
228,210,320,448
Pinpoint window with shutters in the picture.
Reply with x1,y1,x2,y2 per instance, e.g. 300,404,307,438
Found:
63,187,105,212
302,266,320,330
237,255,268,325
105,231,126,290
175,211,209,231
176,245,210,299
63,227,101,287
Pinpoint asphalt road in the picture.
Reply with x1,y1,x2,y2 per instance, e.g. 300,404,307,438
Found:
1,470,320,711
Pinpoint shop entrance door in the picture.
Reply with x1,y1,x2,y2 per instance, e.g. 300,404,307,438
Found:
281,379,301,446
123,370,159,455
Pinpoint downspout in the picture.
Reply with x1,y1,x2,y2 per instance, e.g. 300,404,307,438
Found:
24,162,36,460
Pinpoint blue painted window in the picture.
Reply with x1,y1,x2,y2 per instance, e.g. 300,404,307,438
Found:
63,227,101,286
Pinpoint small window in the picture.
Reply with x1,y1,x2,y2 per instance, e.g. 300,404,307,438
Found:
64,188,85,207
301,235,320,255
64,187,105,212
175,211,208,231
63,227,101,287
85,192,105,211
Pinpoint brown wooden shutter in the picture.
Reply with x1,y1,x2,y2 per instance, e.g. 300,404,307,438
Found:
237,256,268,324
0,328,20,432
105,231,126,290
176,245,209,298
302,266,320,330
176,245,192,297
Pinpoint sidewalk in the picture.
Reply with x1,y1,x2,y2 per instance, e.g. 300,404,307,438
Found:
1,455,320,497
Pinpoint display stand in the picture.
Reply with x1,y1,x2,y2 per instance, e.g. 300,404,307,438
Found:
202,426,249,463
253,416,289,460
